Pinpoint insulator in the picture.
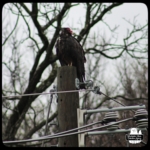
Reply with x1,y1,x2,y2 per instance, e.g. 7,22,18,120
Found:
75,78,80,89
75,78,93,89
107,122,119,130
134,109,148,119
103,111,119,130
136,119,148,128
134,109,148,128
92,86,101,95
85,80,93,89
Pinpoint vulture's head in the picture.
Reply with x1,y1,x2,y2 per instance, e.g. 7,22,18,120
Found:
60,28,73,37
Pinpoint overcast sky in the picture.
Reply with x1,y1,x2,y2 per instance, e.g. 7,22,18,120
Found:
62,3,148,86
63,3,147,43
2,2,148,91
2,3,147,53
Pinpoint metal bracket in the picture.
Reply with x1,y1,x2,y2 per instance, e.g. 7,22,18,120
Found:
92,86,101,95
50,85,57,94
75,78,80,89
77,108,86,127
75,78,93,89
78,133,87,147
50,85,58,101
77,108,87,147
133,109,148,128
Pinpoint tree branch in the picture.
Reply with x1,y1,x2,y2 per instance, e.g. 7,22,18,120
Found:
77,3,123,41
112,95,148,101
86,48,125,59
24,110,57,139
4,61,57,140
14,3,40,50
20,3,48,45
42,3,73,31
19,3,31,15
2,14,19,46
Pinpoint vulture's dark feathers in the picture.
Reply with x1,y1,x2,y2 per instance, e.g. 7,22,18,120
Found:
55,28,86,89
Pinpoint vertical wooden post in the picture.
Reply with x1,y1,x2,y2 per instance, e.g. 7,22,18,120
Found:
57,66,79,147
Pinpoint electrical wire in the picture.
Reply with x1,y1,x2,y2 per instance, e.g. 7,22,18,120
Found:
46,121,102,138
3,120,102,144
3,117,132,144
100,91,135,113
100,91,126,107
2,78,146,146
42,93,53,147
85,71,133,108
1,83,137,114
100,91,147,145
2,89,95,98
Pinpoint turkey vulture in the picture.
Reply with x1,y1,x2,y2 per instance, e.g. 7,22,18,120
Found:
55,28,86,89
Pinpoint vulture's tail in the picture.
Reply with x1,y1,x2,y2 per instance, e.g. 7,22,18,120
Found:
76,60,86,89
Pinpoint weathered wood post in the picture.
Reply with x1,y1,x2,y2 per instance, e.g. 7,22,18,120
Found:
57,66,79,147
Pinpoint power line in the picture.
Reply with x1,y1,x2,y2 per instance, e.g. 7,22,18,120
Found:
2,89,86,98
3,78,147,146
2,87,131,114
101,91,126,106
46,120,102,138
4,120,103,144
42,92,53,147
100,91,136,113
3,117,132,144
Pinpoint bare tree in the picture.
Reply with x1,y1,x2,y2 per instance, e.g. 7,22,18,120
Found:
2,3,147,147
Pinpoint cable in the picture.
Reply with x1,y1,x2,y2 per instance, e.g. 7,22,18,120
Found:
2,89,86,98
3,76,147,146
47,121,102,138
101,92,126,106
85,71,131,108
1,84,134,113
3,120,102,144
100,91,147,145
3,118,132,144
100,91,135,113
42,93,53,147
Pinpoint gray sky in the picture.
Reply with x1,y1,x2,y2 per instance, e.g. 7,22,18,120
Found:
64,3,147,43
2,2,148,91
2,3,147,51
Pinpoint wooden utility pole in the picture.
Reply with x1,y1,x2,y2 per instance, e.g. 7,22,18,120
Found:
57,66,79,147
